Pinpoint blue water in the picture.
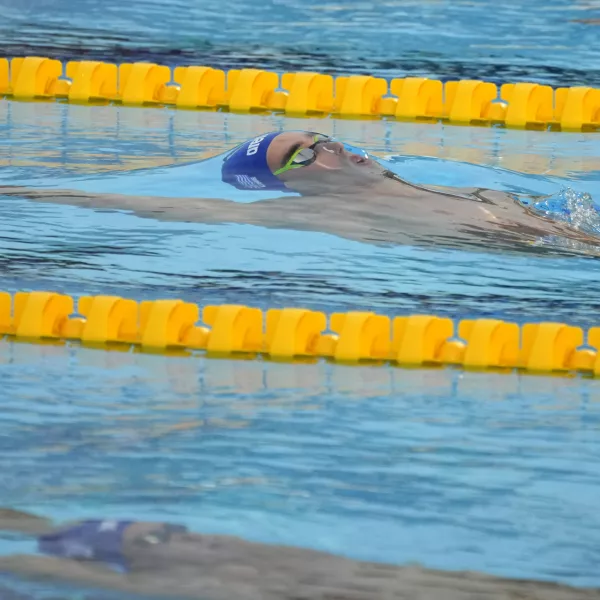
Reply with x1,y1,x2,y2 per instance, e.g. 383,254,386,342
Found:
2,0,600,596
2,345,600,589
2,98,600,594
2,0,600,86
2,101,600,324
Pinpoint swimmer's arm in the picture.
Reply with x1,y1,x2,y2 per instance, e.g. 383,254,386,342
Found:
0,185,501,248
0,508,54,535
0,555,172,598
0,186,330,231
0,186,249,224
0,555,132,589
0,555,264,600
0,185,529,249
0,185,320,228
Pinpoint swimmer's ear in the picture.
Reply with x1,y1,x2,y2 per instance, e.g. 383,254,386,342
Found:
0,508,54,535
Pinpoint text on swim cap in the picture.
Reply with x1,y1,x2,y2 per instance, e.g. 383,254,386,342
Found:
234,174,266,189
246,135,266,156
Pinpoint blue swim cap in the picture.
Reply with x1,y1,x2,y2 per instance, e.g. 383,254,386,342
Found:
221,132,291,192
38,520,133,572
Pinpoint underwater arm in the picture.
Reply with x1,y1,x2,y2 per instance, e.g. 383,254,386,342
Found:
4,184,593,253
2,550,599,600
0,185,342,233
0,555,136,591
0,186,249,224
0,508,54,536
0,185,326,230
0,555,278,600
1,527,600,600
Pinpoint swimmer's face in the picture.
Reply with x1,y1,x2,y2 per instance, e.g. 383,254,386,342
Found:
266,131,385,195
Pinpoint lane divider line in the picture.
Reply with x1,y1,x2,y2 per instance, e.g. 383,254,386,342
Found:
1,57,600,131
1,291,599,376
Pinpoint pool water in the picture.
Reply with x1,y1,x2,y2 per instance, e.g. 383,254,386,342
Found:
2,0,600,596
2,98,600,594
2,344,600,590
2,0,600,86
2,102,600,325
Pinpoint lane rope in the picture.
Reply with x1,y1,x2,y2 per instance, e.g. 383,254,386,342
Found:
2,290,599,376
1,56,599,131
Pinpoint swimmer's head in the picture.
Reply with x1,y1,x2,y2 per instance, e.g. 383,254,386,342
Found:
221,132,290,192
221,131,386,196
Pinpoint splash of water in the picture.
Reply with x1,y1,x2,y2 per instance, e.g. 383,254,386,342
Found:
520,187,600,236
513,187,600,255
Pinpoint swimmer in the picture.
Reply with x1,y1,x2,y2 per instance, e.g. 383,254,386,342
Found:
1,130,599,255
0,507,597,600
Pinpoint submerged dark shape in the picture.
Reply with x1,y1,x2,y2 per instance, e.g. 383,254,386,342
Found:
0,508,599,600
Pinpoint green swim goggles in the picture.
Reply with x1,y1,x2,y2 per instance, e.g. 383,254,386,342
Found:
273,133,334,176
